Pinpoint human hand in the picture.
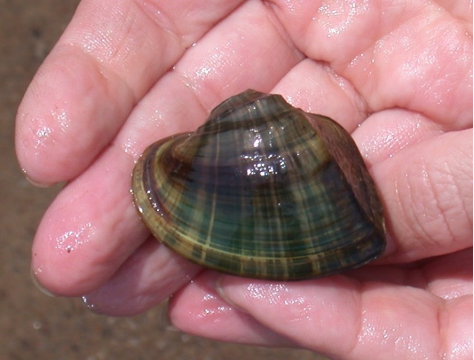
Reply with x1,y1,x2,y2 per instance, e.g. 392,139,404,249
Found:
16,1,472,359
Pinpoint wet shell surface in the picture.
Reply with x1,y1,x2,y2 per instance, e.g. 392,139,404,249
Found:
132,89,386,280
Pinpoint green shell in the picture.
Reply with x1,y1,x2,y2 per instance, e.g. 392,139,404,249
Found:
132,89,386,280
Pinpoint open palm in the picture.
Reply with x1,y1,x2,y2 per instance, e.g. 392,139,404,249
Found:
16,1,472,358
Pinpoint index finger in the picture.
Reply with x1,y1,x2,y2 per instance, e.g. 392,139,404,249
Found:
15,0,244,184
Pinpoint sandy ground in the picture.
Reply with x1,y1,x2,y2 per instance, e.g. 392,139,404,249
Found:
0,1,326,359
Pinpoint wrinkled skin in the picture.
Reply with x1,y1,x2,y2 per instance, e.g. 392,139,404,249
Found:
16,1,472,359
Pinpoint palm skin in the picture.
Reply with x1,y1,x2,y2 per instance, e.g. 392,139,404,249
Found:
16,1,472,359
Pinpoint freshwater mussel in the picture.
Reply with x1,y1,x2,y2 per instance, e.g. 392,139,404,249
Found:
132,89,386,280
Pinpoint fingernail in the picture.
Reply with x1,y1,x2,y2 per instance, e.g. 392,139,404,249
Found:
214,275,225,297
20,168,51,187
157,298,177,331
30,268,56,297
214,275,249,314
25,176,52,188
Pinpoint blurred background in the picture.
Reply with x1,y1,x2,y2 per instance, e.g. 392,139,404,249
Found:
1,1,324,359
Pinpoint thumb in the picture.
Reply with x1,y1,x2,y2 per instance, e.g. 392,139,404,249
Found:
216,273,457,360
217,275,360,357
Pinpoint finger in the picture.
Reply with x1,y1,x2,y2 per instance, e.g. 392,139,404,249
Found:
348,249,473,301
82,239,202,316
30,1,303,297
118,58,368,160
168,272,296,347
16,0,244,185
270,59,368,131
188,274,472,359
352,108,444,166
116,2,305,158
370,128,472,263
433,0,473,26
269,0,472,128
422,249,473,300
31,147,142,296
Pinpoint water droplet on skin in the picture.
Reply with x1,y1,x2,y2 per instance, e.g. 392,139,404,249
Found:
26,116,53,151
50,107,70,130
35,126,52,140
55,222,94,253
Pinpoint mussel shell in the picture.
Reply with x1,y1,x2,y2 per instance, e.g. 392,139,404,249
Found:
132,89,385,280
